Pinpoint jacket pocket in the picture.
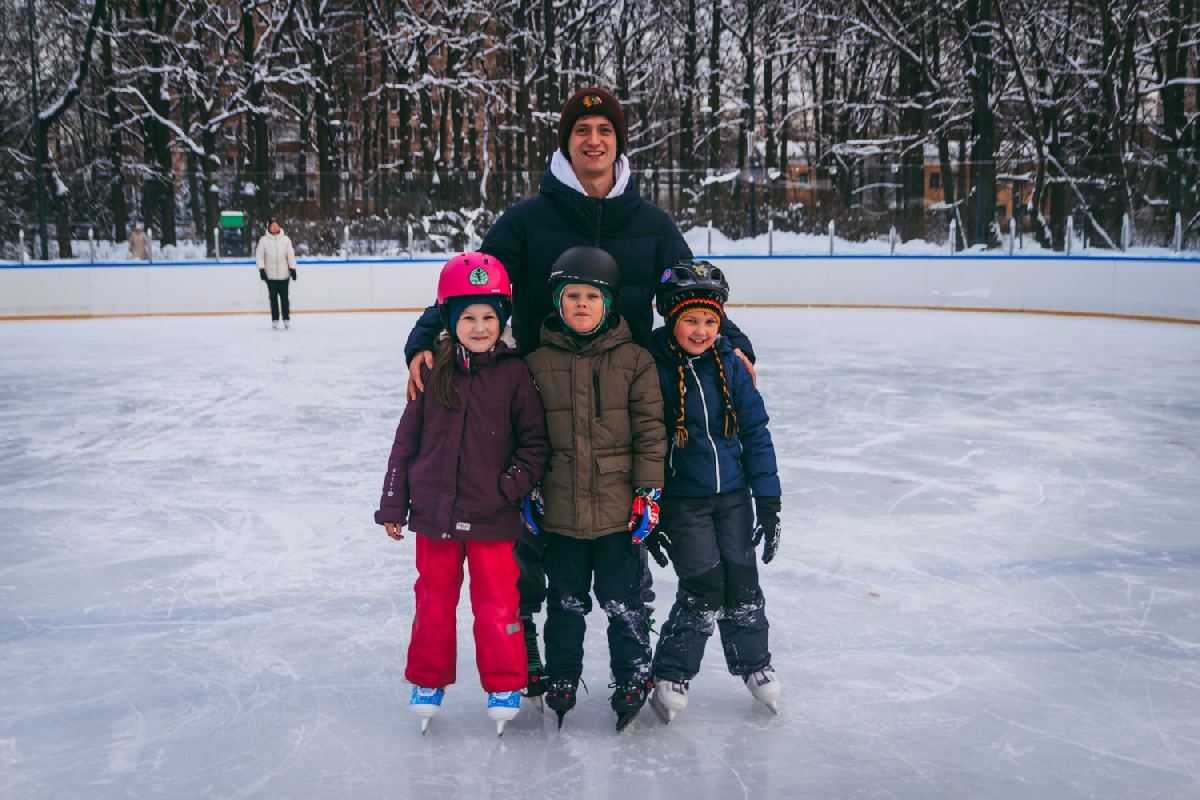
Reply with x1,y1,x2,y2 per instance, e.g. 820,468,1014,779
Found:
595,453,635,531
596,454,633,475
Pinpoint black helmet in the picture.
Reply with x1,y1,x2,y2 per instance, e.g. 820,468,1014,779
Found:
656,259,729,316
549,246,621,298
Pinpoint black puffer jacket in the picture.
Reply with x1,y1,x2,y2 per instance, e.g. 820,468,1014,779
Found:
404,169,754,360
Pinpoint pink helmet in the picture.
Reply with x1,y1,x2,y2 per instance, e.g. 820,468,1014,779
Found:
437,252,512,305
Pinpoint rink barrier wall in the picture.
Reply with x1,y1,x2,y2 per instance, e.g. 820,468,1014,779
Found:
1,254,1198,323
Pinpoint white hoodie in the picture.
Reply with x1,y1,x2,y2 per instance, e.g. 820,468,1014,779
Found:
256,231,297,280
549,150,631,199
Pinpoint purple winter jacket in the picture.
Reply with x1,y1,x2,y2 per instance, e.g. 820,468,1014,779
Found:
374,333,550,542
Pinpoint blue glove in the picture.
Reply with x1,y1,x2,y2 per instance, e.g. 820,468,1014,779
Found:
522,486,545,536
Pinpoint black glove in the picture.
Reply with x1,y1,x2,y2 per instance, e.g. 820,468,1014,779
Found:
258,268,267,281
289,267,297,280
644,527,671,568
751,496,782,564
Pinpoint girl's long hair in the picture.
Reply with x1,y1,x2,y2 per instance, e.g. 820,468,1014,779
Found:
431,336,461,411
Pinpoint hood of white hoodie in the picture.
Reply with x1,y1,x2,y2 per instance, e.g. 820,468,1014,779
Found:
550,150,631,199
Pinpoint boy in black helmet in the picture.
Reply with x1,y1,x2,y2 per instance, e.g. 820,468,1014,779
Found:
644,260,783,723
523,246,667,732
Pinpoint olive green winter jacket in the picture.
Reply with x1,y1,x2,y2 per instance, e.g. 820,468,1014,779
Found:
525,313,666,539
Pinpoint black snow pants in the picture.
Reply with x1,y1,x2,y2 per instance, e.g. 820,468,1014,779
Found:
652,487,771,682
516,518,653,616
267,278,290,321
542,530,653,683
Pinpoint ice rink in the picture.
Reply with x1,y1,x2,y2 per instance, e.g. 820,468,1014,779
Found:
2,307,1199,799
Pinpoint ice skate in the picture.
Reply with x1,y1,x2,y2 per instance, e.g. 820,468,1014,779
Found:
410,686,444,734
650,679,688,724
487,691,521,737
610,679,652,732
271,320,279,330
544,676,579,730
283,320,290,330
743,665,780,714
520,615,547,712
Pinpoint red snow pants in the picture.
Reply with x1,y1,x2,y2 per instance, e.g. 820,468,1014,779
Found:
405,535,527,693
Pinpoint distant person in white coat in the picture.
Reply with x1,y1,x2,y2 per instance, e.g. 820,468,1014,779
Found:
256,218,297,329
128,224,150,261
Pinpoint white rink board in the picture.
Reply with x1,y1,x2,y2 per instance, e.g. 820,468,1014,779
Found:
1,255,1198,321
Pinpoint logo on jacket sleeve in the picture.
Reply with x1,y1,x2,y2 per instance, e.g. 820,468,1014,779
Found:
468,267,489,285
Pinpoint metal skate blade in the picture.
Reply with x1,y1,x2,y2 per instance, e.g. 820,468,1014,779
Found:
555,709,567,730
650,697,674,725
766,700,778,715
496,720,507,737
615,710,639,733
421,717,431,735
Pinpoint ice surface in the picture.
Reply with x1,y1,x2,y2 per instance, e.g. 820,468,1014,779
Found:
1,309,1199,798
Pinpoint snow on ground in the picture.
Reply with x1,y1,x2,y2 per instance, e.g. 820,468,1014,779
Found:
1,308,1199,798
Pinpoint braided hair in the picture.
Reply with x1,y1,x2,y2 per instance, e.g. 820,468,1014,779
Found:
664,298,740,449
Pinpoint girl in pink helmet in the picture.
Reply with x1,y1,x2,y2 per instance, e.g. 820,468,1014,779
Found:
374,253,551,735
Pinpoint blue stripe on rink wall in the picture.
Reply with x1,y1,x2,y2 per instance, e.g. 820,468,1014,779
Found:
2,253,1199,269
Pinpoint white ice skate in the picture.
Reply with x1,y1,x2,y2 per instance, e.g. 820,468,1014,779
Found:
283,320,290,330
271,320,279,330
410,686,444,734
487,691,521,736
650,679,689,724
743,665,780,714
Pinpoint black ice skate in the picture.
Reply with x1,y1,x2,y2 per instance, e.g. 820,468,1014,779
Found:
520,615,547,712
544,676,580,730
609,679,652,732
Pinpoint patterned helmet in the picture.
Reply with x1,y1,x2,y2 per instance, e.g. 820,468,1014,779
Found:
655,259,729,317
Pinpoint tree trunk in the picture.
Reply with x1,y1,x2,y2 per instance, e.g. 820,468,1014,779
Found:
707,0,722,172
1163,0,1188,232
311,0,336,214
513,1,530,181
542,0,557,161
680,0,697,177
897,14,925,242
102,7,126,242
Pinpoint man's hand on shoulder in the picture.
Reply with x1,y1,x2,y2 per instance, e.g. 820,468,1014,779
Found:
733,348,757,388
407,350,434,401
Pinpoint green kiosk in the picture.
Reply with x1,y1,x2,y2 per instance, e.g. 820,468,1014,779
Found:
220,211,246,258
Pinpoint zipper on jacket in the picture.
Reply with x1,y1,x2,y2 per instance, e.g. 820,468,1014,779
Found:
594,199,603,246
593,372,601,418
687,358,721,493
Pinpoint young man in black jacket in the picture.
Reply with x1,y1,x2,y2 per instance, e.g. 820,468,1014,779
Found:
401,87,757,706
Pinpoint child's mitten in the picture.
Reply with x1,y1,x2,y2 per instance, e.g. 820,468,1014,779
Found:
644,528,671,567
751,496,782,564
522,486,545,536
628,487,661,543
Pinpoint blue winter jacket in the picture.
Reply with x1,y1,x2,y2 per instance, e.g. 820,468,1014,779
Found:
647,327,781,499
403,167,755,361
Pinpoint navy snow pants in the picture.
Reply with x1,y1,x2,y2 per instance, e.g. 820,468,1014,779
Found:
652,487,771,682
542,531,653,683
